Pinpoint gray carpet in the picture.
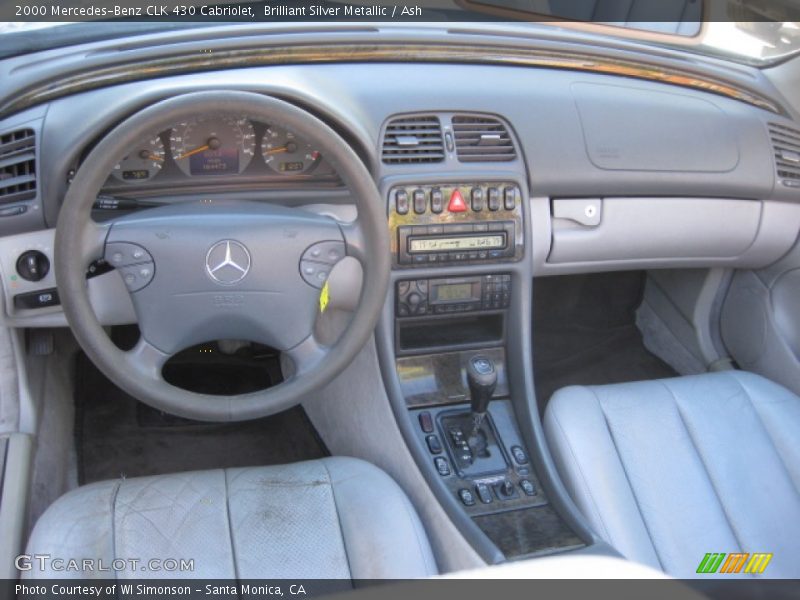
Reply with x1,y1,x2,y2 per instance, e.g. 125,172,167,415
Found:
533,272,677,415
75,340,327,484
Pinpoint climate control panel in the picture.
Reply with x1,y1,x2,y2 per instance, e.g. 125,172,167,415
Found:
388,182,524,268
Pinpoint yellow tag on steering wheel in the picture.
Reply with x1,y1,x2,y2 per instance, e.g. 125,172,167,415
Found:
319,281,330,314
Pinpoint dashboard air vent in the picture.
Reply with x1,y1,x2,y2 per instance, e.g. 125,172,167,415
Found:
0,128,36,205
453,116,516,162
382,116,444,164
769,122,800,186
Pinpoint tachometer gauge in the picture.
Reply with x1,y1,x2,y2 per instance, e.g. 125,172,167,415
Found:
111,135,165,182
261,126,321,174
170,115,256,177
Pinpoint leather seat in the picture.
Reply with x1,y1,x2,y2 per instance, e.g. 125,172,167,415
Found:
544,371,800,578
24,457,437,579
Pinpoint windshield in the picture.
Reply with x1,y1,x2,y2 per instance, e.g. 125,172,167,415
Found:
1,1,799,67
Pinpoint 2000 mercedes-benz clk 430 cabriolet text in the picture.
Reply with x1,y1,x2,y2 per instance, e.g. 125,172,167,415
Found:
0,1,798,598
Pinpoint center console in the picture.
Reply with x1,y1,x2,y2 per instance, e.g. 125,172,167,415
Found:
381,177,587,561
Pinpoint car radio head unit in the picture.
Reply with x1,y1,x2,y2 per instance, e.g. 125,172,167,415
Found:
387,182,525,268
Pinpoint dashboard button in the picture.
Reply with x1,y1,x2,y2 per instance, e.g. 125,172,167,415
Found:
413,189,427,214
504,187,517,210
488,187,501,211
431,188,444,213
14,288,60,310
448,189,467,212
396,190,409,215
471,187,484,211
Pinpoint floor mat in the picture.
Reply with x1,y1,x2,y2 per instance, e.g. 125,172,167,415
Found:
75,345,328,484
533,271,676,415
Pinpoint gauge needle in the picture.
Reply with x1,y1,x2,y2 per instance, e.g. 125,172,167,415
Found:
175,144,210,160
264,146,289,155
137,150,164,162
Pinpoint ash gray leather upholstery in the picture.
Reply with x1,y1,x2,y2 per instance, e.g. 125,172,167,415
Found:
24,457,437,579
544,371,800,578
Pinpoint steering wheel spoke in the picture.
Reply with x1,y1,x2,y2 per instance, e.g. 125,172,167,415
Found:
340,219,368,264
284,333,328,378
126,337,171,379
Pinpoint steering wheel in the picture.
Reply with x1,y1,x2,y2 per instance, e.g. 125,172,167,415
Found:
55,91,389,421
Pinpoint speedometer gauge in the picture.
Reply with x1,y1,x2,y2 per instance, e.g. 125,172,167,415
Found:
170,115,255,177
261,126,321,174
111,134,165,182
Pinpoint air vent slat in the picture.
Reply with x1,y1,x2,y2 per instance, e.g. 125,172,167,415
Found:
382,116,444,164
769,123,800,186
0,129,37,206
452,115,516,163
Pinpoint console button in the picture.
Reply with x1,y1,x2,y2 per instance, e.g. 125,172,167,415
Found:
431,188,444,213
511,445,529,465
475,483,493,504
504,187,517,210
488,187,501,211
448,189,467,213
396,190,409,215
459,488,476,506
426,435,443,454
471,187,484,211
434,457,451,476
520,479,537,496
418,411,434,433
413,189,427,214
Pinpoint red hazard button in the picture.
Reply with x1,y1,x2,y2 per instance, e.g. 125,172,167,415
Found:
448,189,467,212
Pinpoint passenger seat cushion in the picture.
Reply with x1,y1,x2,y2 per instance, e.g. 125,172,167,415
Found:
544,371,800,578
24,457,437,579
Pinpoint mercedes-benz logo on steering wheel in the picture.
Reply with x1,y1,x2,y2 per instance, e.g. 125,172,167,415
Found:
206,240,251,285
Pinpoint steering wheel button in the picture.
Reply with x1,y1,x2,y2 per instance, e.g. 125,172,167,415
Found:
301,241,346,266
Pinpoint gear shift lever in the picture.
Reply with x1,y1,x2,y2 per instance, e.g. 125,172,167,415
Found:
467,356,497,436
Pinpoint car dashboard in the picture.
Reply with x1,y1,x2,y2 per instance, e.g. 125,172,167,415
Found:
1,22,800,569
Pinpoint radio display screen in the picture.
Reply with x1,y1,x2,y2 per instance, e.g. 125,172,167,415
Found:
433,283,474,302
408,234,505,253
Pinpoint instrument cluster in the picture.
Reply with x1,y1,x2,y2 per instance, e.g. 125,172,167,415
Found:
104,114,336,187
